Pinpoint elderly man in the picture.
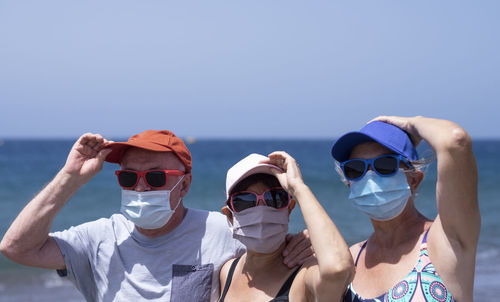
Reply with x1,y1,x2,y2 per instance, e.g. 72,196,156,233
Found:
0,130,310,302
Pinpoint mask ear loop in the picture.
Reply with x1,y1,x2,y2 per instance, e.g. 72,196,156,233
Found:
169,175,185,211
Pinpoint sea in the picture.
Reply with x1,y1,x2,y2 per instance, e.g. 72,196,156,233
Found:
0,138,498,301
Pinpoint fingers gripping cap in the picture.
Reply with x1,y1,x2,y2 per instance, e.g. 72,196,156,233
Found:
331,121,419,162
225,153,280,199
105,130,192,172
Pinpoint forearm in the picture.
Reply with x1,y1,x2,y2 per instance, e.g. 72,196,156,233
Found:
409,116,473,155
410,116,477,193
291,183,353,278
0,170,83,257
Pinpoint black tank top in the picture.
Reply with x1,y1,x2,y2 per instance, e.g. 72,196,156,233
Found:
218,256,302,302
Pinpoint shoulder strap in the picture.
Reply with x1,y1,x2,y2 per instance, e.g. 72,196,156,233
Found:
274,265,303,298
354,241,368,267
219,257,241,302
422,228,430,245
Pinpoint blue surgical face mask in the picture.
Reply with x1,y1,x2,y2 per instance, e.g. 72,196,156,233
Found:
120,176,184,229
348,169,411,221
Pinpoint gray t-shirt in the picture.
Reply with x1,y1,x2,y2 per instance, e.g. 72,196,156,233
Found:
51,208,244,302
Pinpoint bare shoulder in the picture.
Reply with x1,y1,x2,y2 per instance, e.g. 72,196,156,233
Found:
219,257,238,293
290,260,320,302
289,263,309,302
292,255,351,302
349,240,367,261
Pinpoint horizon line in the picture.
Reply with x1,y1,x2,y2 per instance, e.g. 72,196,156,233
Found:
1,135,499,141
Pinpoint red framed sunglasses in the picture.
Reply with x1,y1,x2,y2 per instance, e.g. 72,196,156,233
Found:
227,187,291,213
115,169,185,189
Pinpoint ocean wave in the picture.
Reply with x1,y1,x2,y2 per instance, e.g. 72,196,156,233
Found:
42,271,69,288
476,248,500,261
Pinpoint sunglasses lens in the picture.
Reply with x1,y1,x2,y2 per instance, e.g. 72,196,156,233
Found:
118,171,138,188
374,156,398,175
145,171,167,187
231,193,257,212
343,160,366,180
264,189,290,209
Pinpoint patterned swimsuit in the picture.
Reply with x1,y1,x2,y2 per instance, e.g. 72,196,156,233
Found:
343,230,456,302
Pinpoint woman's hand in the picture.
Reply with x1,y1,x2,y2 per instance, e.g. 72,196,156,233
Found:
260,151,305,194
369,115,423,146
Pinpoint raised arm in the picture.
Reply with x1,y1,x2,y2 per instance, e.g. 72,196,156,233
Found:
371,116,480,249
265,152,354,302
0,133,112,269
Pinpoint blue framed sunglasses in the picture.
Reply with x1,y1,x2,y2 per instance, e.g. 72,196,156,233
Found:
340,154,412,181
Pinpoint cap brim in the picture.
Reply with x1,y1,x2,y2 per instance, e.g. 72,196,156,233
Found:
332,121,419,162
104,141,174,164
226,164,282,198
331,132,374,162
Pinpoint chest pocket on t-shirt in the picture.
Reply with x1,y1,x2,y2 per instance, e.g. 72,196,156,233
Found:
171,263,213,302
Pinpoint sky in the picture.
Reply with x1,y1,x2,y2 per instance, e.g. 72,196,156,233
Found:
1,0,499,139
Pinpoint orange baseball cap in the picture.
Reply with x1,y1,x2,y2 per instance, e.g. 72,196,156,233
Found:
105,130,192,172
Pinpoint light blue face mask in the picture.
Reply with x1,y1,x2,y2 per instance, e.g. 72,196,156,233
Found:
120,176,184,229
348,169,411,221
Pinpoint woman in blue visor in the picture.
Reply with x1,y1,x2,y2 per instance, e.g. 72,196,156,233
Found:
331,116,479,302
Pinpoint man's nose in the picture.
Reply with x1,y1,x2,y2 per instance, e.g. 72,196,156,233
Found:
134,176,150,192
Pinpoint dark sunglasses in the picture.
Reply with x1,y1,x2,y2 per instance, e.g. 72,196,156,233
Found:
115,169,185,189
227,187,291,213
340,154,412,181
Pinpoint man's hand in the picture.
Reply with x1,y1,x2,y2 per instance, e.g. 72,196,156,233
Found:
62,133,113,184
282,229,314,268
